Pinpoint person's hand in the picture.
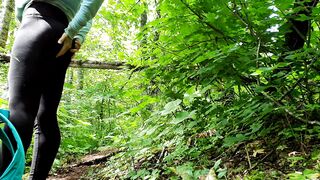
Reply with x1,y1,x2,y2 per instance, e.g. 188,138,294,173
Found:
56,33,72,57
70,39,81,53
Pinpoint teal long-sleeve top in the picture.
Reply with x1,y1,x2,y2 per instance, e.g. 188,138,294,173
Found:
15,0,104,43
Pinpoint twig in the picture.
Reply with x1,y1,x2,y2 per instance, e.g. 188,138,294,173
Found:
156,146,166,164
226,1,258,39
245,144,252,169
248,150,273,171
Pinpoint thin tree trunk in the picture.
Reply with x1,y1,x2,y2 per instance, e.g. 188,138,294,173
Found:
140,2,148,47
67,69,74,85
0,0,14,49
65,69,74,103
76,69,84,90
153,0,161,42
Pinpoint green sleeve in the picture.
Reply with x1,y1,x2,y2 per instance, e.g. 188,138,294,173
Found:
74,20,92,43
16,7,24,21
15,0,30,21
64,0,103,39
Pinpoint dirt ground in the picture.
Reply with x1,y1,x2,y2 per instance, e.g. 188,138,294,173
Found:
47,148,119,180
47,166,91,180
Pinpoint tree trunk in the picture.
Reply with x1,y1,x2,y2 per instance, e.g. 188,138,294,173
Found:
153,0,161,42
76,69,84,90
65,69,74,103
0,0,14,49
67,69,74,85
285,0,319,51
140,2,148,47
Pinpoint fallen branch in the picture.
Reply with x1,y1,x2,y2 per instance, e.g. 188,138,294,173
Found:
0,53,128,70
69,60,125,70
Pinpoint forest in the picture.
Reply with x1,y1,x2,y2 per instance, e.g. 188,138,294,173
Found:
1,0,320,179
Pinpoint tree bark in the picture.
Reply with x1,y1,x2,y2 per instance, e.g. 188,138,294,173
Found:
0,0,14,49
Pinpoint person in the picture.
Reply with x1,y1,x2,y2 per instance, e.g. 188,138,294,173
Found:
0,0,103,179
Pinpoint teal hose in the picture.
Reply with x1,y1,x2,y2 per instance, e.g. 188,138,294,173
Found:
0,109,25,180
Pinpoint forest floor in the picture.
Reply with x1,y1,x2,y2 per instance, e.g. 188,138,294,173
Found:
47,148,119,180
31,143,320,179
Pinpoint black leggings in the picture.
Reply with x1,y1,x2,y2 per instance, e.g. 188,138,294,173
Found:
1,2,72,179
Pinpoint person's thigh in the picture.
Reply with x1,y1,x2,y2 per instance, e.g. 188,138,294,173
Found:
37,51,72,123
9,10,67,118
8,18,57,149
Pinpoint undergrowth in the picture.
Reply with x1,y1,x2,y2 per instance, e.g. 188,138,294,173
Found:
1,0,320,179
55,0,320,179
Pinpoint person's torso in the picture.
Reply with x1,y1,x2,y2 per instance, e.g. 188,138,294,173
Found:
16,0,82,21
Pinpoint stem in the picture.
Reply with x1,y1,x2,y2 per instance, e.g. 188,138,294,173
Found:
179,0,226,37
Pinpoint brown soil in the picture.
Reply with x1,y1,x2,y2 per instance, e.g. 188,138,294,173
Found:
47,148,119,180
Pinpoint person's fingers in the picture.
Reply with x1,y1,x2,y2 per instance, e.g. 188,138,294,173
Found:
58,33,68,44
74,39,81,49
70,49,79,53
56,34,72,57
56,44,71,57
70,39,82,53
76,40,81,48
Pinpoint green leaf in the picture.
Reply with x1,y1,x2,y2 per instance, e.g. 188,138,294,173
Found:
0,98,8,108
175,163,194,180
275,0,293,11
223,134,248,147
171,111,195,124
250,67,273,76
213,159,221,170
75,120,91,126
295,14,312,21
250,122,262,134
303,169,320,179
217,168,227,178
160,99,182,116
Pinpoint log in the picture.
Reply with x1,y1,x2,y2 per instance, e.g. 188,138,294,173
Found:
69,60,125,70
0,53,128,70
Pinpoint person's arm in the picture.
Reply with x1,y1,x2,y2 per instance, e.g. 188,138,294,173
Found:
57,0,103,57
15,0,30,21
69,20,92,54
64,0,102,40
16,7,24,21
74,20,92,44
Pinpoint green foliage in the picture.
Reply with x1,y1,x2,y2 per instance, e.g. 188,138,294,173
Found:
92,0,320,178
1,0,320,179
288,169,320,180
